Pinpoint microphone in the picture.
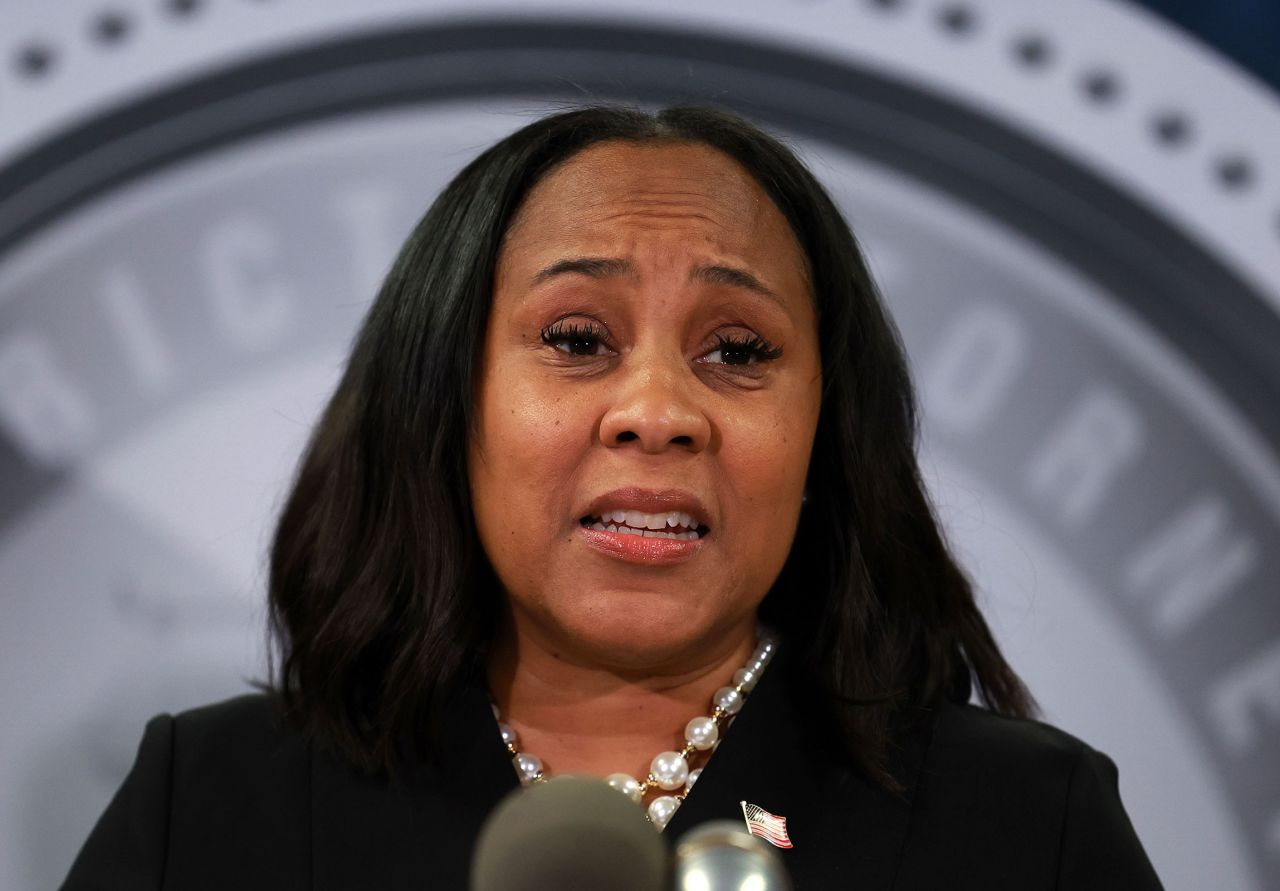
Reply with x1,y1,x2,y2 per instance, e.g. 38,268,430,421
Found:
672,820,793,891
470,777,793,890
470,776,667,891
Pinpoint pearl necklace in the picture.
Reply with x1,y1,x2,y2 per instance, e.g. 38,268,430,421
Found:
491,633,777,831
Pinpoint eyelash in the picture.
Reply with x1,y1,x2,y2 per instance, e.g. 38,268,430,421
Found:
704,333,784,366
540,321,610,357
539,322,783,366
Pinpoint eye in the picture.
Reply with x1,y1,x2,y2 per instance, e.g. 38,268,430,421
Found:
701,333,783,366
540,320,613,357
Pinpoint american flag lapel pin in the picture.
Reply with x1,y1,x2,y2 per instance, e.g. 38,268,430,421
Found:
740,800,794,849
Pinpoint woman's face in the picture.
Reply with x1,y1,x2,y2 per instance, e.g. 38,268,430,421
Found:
468,139,822,669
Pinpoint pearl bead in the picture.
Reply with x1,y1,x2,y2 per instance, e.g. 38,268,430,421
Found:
647,795,680,829
514,752,542,783
732,667,759,692
713,686,744,716
650,751,689,791
684,716,718,751
491,633,779,829
606,773,643,803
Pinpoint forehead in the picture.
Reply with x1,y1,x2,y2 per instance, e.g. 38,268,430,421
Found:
499,140,809,280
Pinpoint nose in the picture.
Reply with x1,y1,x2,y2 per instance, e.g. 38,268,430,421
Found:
598,355,711,454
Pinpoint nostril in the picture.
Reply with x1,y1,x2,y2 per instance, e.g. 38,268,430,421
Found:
616,431,639,443
671,435,693,446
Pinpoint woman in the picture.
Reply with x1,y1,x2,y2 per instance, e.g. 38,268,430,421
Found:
62,104,1163,889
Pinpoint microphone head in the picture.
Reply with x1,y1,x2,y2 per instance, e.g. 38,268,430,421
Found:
470,775,667,891
673,820,793,891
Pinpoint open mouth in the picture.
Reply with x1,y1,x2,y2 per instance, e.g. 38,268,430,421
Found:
579,509,710,542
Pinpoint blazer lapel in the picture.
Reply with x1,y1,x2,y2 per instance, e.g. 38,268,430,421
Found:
666,652,931,889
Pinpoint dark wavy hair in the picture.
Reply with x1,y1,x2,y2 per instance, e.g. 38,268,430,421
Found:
266,102,1035,792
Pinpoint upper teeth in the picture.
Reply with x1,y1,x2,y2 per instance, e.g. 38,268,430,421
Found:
595,509,699,531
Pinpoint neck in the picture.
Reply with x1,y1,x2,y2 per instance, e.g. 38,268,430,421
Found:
485,611,759,781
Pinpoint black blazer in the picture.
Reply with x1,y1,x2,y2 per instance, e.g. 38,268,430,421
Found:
61,653,1163,890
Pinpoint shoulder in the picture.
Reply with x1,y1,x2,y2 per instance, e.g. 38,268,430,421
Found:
169,691,300,756
163,691,309,796
62,693,313,890
917,698,1104,813
928,698,1089,776
898,700,1163,888
169,694,312,882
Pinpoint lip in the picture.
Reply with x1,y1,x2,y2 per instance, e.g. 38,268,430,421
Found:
577,487,711,566
576,525,706,565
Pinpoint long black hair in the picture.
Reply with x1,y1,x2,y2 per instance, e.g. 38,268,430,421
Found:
266,103,1035,791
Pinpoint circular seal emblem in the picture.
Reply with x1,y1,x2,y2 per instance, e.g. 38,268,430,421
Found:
1,3,1276,887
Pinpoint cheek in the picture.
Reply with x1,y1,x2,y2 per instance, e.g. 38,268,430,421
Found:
720,393,818,548
729,424,808,507
469,362,593,543
736,380,817,480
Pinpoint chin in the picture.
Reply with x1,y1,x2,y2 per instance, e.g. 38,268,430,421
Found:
553,601,723,671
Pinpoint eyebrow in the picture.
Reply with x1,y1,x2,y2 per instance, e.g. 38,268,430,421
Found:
531,256,784,306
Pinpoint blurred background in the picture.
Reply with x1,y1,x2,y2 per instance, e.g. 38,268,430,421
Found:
1,1,1277,888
